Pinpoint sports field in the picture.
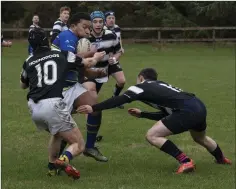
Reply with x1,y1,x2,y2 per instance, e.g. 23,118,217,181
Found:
1,41,235,189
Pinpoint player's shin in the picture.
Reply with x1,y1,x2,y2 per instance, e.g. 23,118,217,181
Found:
113,83,124,97
58,140,67,156
85,112,102,148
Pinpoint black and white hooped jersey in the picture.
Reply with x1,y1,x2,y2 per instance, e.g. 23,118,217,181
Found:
29,24,40,32
51,19,68,43
88,29,121,68
104,24,121,41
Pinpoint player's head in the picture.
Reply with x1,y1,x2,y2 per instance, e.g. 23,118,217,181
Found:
137,68,158,84
69,12,91,38
90,11,105,34
105,11,115,28
60,6,71,22
28,27,49,52
32,14,39,24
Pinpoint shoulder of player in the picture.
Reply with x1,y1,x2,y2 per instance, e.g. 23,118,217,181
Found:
104,29,117,39
127,84,145,94
53,19,63,25
114,24,121,29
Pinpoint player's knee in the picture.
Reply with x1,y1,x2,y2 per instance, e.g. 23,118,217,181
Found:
146,129,157,143
192,136,205,144
117,77,126,87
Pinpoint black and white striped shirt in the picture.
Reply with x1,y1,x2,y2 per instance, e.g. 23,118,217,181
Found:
29,24,40,32
104,24,121,41
50,18,68,43
88,29,122,68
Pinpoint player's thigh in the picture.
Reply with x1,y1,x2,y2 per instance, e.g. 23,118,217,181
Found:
189,129,206,141
111,71,126,85
161,111,195,134
73,90,97,108
58,127,85,146
62,83,87,113
109,63,125,82
47,99,78,135
147,120,173,138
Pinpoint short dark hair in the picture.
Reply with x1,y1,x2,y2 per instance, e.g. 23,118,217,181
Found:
138,68,158,80
60,6,71,14
69,12,90,26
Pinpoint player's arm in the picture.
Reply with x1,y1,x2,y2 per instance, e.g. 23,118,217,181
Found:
20,62,29,89
112,34,122,61
77,85,144,113
50,22,62,43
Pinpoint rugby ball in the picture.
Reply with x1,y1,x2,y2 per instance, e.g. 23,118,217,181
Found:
77,38,91,53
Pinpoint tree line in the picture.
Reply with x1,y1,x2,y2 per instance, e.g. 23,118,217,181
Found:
2,1,236,39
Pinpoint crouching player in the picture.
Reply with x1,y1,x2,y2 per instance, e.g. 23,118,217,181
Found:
78,68,231,174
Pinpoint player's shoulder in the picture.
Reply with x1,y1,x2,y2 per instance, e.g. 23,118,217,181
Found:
114,24,120,29
53,19,63,25
104,29,117,39
24,54,34,63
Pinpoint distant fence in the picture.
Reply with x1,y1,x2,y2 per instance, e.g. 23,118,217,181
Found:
2,27,236,42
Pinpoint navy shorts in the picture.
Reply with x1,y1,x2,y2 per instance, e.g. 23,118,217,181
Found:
161,97,207,134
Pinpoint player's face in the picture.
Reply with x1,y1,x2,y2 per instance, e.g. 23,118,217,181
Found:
32,16,39,24
60,11,70,22
75,19,91,38
106,15,115,27
92,18,104,34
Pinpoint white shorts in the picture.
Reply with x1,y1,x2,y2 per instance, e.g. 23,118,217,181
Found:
62,83,87,113
28,98,77,135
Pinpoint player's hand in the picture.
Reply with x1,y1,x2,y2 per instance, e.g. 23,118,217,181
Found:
90,44,97,53
128,108,142,118
77,105,93,114
96,68,107,78
121,48,125,54
94,51,106,61
108,57,118,65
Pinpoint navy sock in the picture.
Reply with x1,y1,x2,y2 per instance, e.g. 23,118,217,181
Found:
59,140,67,156
63,151,73,161
113,84,124,97
210,144,224,162
160,140,191,164
86,112,102,149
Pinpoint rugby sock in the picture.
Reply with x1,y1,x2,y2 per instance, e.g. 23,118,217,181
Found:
113,84,124,97
59,140,67,156
48,162,56,170
160,140,191,164
85,112,102,149
210,144,224,162
62,151,73,162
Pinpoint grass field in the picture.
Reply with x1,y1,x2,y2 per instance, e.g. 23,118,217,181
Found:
1,41,235,189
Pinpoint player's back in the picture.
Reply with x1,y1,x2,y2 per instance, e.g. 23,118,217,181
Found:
24,49,67,102
135,80,195,109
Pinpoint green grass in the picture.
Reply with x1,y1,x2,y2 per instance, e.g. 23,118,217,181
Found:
1,41,235,189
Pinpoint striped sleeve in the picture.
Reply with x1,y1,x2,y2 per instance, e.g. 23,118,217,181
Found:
113,33,122,53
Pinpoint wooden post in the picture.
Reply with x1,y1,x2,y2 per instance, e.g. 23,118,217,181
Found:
212,29,216,50
158,30,161,50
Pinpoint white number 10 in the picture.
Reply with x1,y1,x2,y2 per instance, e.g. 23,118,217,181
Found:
35,60,57,87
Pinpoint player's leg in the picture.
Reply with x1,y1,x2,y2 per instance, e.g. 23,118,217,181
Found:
47,135,63,176
109,63,126,109
82,81,108,162
189,129,231,164
146,112,195,174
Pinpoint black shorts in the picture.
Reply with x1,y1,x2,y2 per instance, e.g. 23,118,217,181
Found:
108,62,123,76
161,97,207,134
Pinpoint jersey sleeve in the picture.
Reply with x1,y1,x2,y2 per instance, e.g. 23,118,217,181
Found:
123,84,145,101
113,34,122,53
20,61,29,85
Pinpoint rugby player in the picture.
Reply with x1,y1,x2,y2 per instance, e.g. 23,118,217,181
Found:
78,68,232,174
104,11,126,109
50,6,70,43
20,27,89,179
28,14,40,55
82,10,122,147
51,12,108,162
